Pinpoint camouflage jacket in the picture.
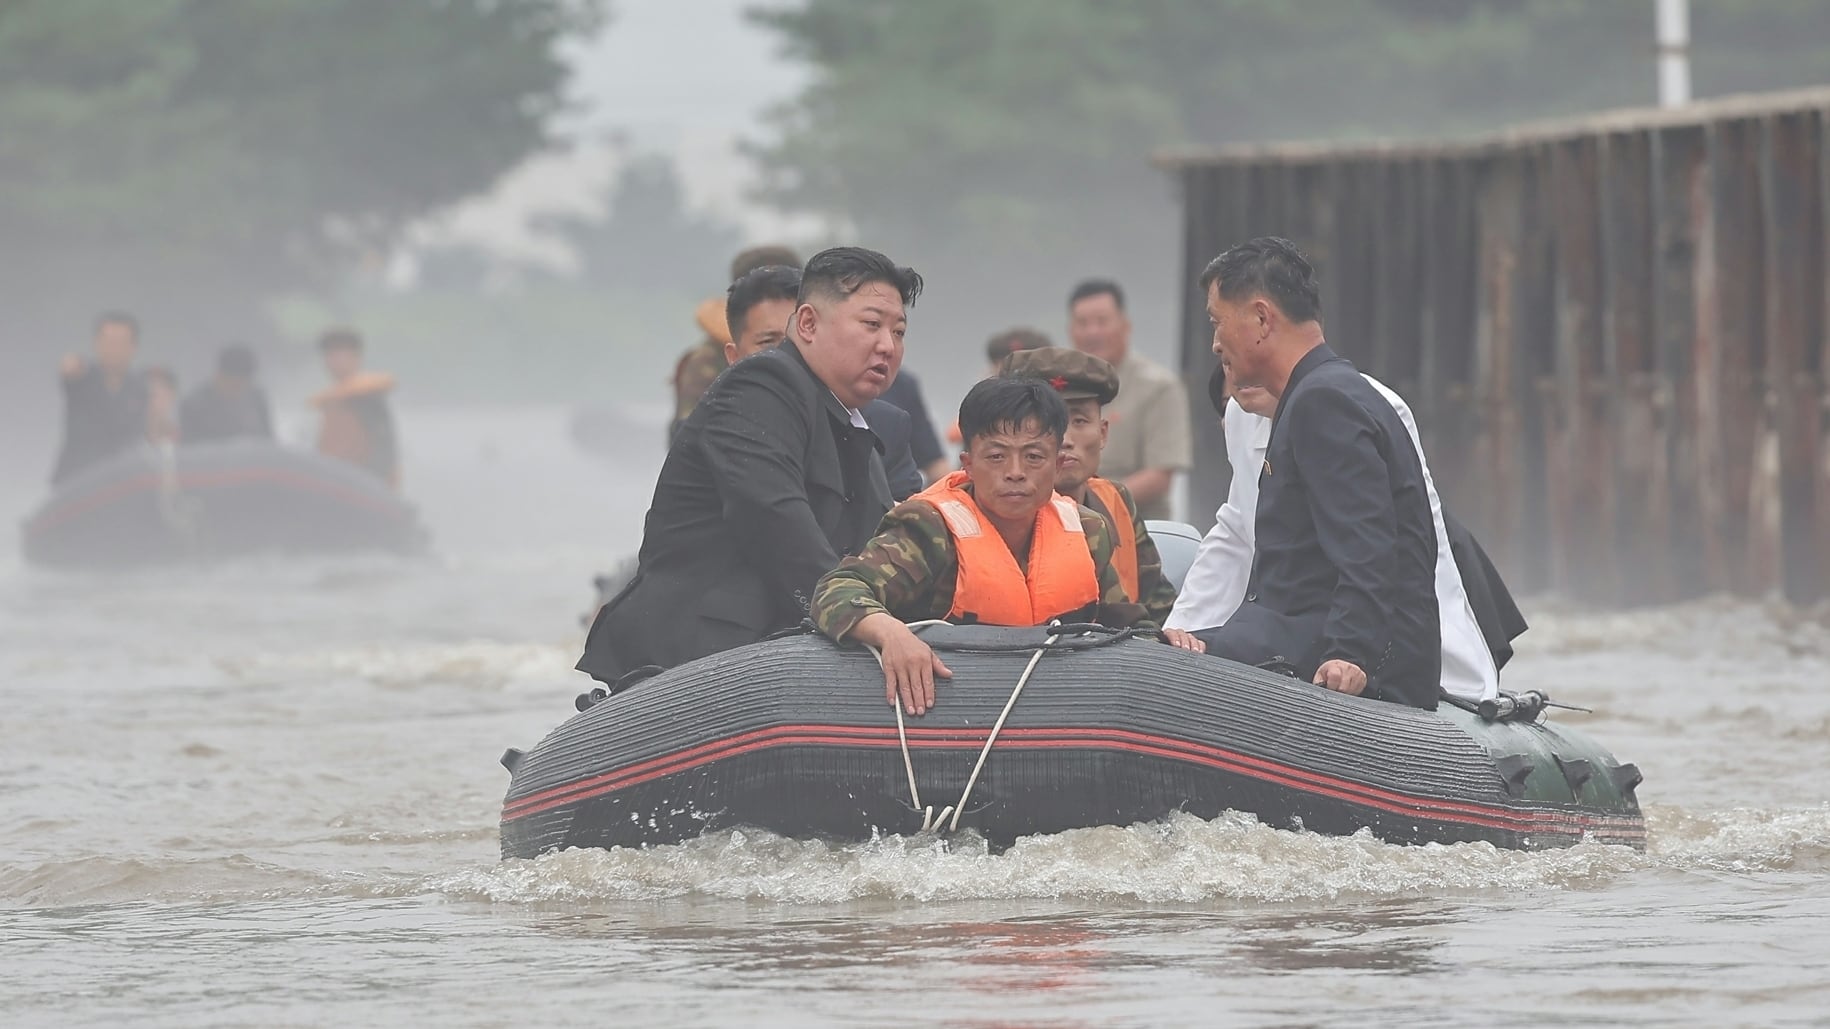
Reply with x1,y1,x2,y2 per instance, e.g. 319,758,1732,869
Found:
1082,477,1180,627
672,337,728,424
811,489,1154,641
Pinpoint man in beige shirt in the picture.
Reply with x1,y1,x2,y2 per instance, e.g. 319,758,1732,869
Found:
1066,279,1191,520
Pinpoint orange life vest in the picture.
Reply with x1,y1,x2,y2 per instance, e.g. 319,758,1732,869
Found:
914,471,1100,626
1085,477,1139,601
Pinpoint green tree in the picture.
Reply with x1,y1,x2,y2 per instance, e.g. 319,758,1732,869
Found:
0,0,603,402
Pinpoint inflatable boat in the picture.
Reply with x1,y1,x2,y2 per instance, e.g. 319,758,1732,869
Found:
506,525,1642,858
21,440,425,566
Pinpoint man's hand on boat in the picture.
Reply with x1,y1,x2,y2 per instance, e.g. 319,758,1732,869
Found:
1312,659,1367,696
1160,628,1206,653
853,612,953,716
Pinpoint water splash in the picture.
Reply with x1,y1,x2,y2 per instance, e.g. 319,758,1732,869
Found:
413,802,1830,908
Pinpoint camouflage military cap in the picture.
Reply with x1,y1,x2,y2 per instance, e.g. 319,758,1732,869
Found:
1000,347,1120,405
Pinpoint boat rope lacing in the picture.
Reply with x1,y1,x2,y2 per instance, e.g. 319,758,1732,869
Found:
865,620,1062,834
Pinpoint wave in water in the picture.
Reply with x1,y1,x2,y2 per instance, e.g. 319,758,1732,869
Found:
420,803,1830,907
6,805,1824,910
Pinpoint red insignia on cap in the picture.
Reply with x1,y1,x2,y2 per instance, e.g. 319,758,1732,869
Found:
1049,375,1069,391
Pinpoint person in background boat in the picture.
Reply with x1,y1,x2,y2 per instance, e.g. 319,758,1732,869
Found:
671,244,803,443
1066,280,1190,521
578,247,919,686
1169,356,1504,703
313,329,399,488
811,377,1201,717
1190,237,1440,709
50,311,149,484
144,367,181,447
724,264,924,501
179,345,274,445
944,327,1055,447
999,348,1180,627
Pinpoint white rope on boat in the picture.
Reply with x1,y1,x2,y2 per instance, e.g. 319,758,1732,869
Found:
864,620,1059,835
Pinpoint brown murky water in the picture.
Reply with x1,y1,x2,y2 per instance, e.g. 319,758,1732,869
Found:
3,408,1827,1027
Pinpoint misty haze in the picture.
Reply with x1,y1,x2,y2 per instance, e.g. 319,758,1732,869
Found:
3,2,1829,1025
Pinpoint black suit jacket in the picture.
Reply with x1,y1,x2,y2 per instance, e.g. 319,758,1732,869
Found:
1243,344,1441,708
865,399,923,501
878,370,945,469
578,341,892,683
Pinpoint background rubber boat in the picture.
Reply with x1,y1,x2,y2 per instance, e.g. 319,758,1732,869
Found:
509,523,1643,857
21,440,426,566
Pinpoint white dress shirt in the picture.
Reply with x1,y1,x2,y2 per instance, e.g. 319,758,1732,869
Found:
1165,374,1499,703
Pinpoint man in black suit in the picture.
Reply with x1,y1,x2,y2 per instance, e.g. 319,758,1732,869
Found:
578,247,922,685
716,263,923,500
1191,237,1441,709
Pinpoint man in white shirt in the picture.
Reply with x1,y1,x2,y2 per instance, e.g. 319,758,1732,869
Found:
1167,363,1500,703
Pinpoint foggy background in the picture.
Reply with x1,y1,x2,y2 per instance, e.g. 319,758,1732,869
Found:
5,0,1829,507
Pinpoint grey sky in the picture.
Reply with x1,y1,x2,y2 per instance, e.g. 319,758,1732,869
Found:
417,0,808,267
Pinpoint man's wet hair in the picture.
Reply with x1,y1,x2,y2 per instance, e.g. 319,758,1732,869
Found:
726,265,801,343
95,310,139,338
146,366,177,390
956,377,1069,449
985,327,1053,365
797,246,922,308
1200,236,1322,324
319,328,364,353
218,344,258,378
1068,279,1125,311
730,245,802,282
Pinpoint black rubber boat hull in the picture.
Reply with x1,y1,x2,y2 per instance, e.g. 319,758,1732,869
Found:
21,441,425,566
500,626,1644,858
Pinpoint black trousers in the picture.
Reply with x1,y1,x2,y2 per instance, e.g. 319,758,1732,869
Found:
1191,604,1328,680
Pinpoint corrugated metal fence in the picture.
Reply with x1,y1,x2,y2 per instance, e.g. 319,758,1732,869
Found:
1162,88,1830,605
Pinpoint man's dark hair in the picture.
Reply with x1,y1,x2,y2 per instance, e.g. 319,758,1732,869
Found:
726,265,802,343
1067,279,1124,312
1199,236,1322,324
95,310,139,338
798,246,922,308
146,365,177,390
218,344,258,378
956,376,1069,449
985,327,1053,365
319,328,364,353
730,244,802,282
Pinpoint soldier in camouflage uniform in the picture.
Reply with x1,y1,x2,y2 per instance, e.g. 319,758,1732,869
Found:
812,377,1202,716
999,348,1181,626
669,244,803,442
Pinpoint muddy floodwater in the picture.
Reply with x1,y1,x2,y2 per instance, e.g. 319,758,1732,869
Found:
3,407,1827,1027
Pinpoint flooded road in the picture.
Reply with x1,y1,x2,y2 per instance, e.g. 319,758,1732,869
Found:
2,407,1827,1027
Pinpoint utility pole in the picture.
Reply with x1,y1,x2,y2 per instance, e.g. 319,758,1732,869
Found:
1656,0,1691,107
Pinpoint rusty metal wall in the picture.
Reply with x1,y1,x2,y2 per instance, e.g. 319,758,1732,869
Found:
1165,91,1830,605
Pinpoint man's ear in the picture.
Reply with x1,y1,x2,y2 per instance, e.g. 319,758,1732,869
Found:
1099,417,1109,446
1253,297,1275,338
723,342,739,364
957,450,973,476
794,302,819,342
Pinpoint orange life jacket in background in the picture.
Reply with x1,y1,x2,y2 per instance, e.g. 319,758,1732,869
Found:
913,471,1100,626
1085,477,1139,601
